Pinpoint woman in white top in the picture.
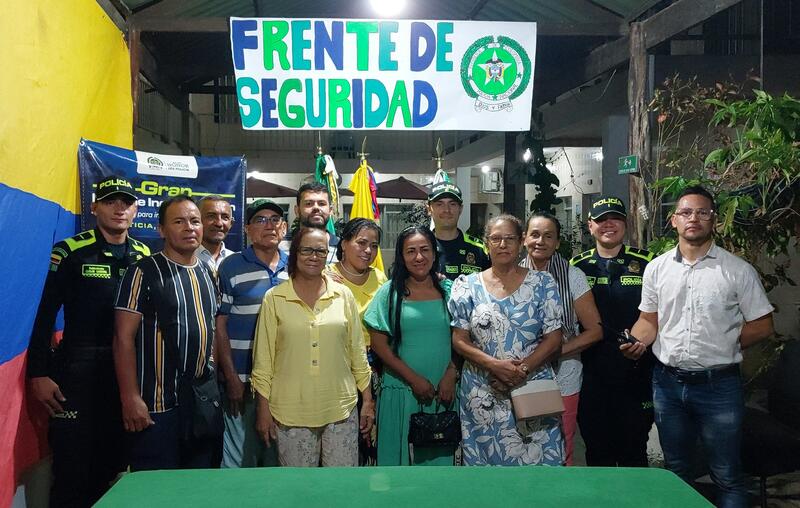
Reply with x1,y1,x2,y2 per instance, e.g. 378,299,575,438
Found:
521,211,602,465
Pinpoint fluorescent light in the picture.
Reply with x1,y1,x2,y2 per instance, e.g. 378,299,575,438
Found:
369,0,406,17
522,148,532,162
592,151,604,161
481,165,491,173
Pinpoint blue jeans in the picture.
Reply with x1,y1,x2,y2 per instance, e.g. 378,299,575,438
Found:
653,363,747,508
221,386,278,468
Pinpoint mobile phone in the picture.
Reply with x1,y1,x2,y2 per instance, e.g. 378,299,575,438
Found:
598,322,640,345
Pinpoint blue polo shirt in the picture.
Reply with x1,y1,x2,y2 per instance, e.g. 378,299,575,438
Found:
218,246,289,382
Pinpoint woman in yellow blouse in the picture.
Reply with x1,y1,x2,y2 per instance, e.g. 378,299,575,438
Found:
252,227,373,466
328,218,388,349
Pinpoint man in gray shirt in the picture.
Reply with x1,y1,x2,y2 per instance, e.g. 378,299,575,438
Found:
624,185,774,508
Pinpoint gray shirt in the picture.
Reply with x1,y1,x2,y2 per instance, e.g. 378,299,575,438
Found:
639,243,773,369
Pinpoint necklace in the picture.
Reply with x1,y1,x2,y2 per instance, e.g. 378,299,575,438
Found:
338,261,369,278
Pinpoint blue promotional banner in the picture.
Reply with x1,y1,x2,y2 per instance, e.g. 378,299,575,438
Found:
78,139,246,251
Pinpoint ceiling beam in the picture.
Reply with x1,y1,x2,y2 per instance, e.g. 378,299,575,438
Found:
585,0,744,80
537,0,743,104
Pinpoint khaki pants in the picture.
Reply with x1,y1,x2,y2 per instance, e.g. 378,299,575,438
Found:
275,409,358,467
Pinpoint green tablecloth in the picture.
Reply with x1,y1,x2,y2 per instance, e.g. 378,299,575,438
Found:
96,466,712,507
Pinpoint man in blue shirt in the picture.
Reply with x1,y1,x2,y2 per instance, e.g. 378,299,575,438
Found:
216,199,289,467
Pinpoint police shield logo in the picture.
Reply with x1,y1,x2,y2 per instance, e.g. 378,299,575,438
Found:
466,252,476,265
628,260,641,274
460,35,532,113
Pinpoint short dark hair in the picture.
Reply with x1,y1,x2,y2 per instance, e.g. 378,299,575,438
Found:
158,194,196,225
485,214,524,241
336,218,383,261
526,211,561,237
296,182,330,206
676,185,716,210
287,227,328,277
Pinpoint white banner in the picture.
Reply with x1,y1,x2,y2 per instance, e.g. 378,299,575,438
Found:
229,18,536,131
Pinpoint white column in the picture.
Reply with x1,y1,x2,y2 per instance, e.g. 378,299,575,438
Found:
456,166,471,232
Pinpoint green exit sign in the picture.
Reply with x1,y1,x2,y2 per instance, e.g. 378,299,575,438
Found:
618,155,638,174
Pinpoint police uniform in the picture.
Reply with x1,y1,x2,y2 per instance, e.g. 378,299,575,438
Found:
427,180,491,280
571,244,656,467
435,229,490,280
28,179,149,507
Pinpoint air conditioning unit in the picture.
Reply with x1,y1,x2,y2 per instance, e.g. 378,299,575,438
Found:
480,171,502,193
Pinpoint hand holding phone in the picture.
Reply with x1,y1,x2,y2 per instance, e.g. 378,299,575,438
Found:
598,322,640,345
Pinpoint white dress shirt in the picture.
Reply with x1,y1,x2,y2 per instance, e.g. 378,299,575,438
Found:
639,243,773,370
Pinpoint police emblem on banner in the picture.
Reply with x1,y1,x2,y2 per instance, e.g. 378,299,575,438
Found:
460,35,532,113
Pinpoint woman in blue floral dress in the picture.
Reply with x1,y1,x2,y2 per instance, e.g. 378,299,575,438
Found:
449,214,565,466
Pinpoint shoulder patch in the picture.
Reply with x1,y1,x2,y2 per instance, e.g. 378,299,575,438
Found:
130,238,151,256
463,233,486,248
624,246,654,262
64,230,96,251
570,249,595,266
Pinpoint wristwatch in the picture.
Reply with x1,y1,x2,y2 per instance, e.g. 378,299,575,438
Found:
520,363,529,374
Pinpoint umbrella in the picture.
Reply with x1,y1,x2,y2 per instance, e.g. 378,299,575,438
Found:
375,176,430,200
246,177,297,198
348,159,384,272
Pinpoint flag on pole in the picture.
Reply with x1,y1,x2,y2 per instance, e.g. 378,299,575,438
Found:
348,158,384,272
314,152,340,237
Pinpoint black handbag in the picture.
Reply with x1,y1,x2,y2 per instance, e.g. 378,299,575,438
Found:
176,365,224,441
408,405,461,448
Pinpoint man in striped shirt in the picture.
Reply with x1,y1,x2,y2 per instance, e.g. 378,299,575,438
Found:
114,194,220,470
216,199,289,467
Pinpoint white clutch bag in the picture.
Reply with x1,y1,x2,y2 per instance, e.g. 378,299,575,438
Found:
510,378,564,420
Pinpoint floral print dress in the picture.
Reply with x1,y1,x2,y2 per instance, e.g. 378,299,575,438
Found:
448,270,565,466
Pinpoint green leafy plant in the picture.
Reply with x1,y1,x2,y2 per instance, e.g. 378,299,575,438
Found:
645,75,800,384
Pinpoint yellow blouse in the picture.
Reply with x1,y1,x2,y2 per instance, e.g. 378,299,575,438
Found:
251,274,372,427
328,265,388,346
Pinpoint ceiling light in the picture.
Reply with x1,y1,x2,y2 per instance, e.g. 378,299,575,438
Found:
522,148,532,162
481,165,491,173
592,151,604,161
369,0,406,17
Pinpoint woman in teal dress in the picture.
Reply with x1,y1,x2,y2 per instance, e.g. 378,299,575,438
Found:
364,226,458,466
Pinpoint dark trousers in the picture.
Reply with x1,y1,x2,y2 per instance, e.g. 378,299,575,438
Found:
49,356,125,508
127,407,221,471
578,373,654,467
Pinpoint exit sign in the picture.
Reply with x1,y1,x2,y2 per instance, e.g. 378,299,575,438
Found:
618,155,638,174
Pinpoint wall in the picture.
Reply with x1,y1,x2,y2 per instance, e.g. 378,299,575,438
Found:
0,0,132,504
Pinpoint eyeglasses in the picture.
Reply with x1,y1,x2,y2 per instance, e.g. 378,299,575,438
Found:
674,208,714,221
487,235,520,246
298,247,328,258
251,215,283,225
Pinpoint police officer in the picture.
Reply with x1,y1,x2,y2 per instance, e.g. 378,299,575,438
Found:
427,181,490,280
570,195,654,467
27,175,150,507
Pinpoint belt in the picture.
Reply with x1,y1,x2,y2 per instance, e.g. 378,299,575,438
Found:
659,362,739,385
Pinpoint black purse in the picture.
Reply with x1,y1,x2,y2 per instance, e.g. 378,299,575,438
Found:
177,367,224,441
408,405,461,448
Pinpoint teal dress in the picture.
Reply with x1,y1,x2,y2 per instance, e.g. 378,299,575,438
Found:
363,279,454,466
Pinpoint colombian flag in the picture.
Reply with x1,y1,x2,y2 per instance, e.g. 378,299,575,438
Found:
0,0,132,504
348,160,384,272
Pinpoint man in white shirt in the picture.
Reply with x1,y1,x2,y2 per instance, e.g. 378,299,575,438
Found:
624,185,774,508
196,195,235,271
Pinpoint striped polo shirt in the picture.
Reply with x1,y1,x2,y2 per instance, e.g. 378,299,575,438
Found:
218,246,289,382
115,252,219,413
